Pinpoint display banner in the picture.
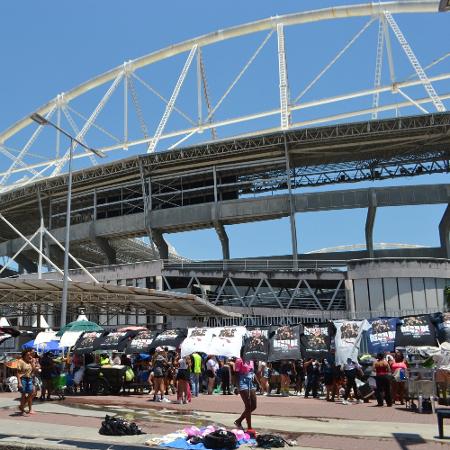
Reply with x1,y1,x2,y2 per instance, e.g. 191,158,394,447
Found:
243,329,269,361
126,330,159,354
209,326,247,358
180,327,216,357
268,325,302,362
73,331,103,354
94,331,138,352
150,329,187,350
395,315,437,347
334,320,369,366
301,323,332,359
367,318,399,354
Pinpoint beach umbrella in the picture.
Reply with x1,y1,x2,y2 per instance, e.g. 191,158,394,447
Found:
93,330,139,352
125,330,159,354
56,314,103,337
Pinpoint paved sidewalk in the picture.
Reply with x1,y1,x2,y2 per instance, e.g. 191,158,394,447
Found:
0,393,448,449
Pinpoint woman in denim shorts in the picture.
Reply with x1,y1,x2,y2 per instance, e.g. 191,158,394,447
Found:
233,352,257,432
17,349,36,415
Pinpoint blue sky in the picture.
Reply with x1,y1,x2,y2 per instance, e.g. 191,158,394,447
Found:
0,1,449,260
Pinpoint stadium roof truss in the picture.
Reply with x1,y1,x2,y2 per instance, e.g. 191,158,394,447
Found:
0,1,448,193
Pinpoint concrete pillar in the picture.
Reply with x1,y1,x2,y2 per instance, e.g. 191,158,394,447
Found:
152,229,169,260
439,204,450,258
214,221,230,260
345,279,356,319
365,190,377,258
95,237,117,265
89,222,117,265
14,254,37,274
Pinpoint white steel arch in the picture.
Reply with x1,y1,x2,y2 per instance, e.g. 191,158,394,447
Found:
0,1,448,191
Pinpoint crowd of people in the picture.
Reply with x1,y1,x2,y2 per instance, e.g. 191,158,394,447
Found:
13,345,410,427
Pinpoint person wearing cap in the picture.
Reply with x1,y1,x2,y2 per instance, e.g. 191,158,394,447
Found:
151,347,169,402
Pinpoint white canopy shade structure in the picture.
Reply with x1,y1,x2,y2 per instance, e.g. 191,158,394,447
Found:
0,278,240,318
32,315,50,329
59,331,84,348
34,330,58,346
0,317,10,327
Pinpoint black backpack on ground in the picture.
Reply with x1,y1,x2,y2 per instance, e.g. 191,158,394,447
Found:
256,434,292,449
203,430,238,449
99,415,145,436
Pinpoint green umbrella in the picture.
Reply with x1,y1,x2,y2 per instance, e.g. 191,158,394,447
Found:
56,314,103,337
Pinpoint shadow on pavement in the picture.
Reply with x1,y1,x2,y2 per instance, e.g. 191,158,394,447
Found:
0,434,151,450
392,432,427,450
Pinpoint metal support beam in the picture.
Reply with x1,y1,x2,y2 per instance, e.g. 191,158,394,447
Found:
439,204,450,258
365,190,377,258
277,23,290,129
384,10,446,112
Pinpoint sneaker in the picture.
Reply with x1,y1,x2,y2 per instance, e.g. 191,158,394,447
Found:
155,398,162,402
342,400,349,405
162,398,171,403
358,399,364,404
263,392,268,396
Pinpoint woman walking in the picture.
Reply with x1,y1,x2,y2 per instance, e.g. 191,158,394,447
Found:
234,352,257,432
17,349,36,415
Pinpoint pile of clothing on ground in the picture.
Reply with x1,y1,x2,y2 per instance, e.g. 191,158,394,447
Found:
145,425,255,449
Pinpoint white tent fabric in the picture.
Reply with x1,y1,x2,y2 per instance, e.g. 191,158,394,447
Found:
0,317,10,327
75,314,89,322
32,315,50,329
60,331,83,348
34,330,58,346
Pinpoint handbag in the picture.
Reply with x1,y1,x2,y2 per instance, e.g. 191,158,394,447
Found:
203,430,238,449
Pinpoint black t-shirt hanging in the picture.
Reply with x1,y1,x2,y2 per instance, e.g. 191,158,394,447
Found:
395,314,437,347
268,325,302,362
431,312,450,344
243,329,269,361
150,329,187,350
301,323,333,359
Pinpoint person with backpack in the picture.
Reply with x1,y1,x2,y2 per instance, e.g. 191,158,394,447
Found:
233,350,257,432
150,347,169,402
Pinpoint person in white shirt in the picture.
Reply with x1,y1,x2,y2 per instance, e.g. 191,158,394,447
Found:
342,358,363,404
111,353,121,366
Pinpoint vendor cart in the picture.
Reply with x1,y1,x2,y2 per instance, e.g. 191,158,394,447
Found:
84,364,128,395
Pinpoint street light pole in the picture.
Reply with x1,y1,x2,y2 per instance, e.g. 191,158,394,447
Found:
60,136,74,328
30,113,106,327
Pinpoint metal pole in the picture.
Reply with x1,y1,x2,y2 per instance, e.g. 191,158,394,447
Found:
284,135,298,270
60,137,74,328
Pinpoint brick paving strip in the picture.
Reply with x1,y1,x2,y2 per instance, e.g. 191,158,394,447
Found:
0,392,448,449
